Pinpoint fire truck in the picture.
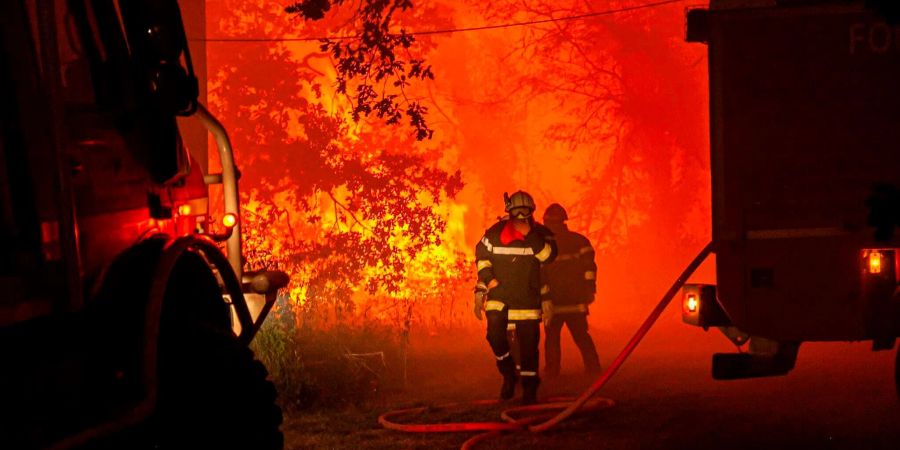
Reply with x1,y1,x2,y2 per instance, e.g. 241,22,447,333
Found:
0,0,287,448
681,0,900,396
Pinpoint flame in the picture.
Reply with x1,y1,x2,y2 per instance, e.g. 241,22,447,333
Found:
206,0,712,330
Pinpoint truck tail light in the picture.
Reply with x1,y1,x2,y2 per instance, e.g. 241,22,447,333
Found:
686,294,699,313
682,284,730,328
862,249,896,280
682,284,701,325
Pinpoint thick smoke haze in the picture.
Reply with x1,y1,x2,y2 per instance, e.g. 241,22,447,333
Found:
205,1,713,333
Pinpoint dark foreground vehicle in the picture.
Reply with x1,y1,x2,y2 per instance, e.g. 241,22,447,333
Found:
0,0,287,448
681,0,900,396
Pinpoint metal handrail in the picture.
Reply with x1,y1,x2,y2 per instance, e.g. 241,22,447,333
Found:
194,103,242,279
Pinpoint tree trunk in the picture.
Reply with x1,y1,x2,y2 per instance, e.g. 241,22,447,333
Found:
400,301,413,388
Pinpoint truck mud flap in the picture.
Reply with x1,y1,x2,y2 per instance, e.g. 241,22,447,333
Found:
712,342,799,380
712,353,793,380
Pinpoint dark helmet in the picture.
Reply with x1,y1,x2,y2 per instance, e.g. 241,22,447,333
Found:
504,190,536,219
543,203,568,223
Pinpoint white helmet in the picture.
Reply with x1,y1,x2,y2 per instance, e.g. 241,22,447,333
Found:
504,191,536,219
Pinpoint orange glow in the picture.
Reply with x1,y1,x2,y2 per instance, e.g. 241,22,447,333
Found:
206,0,712,331
868,251,883,274
222,213,238,228
177,204,192,216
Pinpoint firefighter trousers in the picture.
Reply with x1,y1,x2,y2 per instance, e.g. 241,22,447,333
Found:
486,310,540,383
544,313,600,376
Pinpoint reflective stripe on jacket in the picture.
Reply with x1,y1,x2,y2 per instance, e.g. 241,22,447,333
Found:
474,219,557,311
552,303,588,314
486,300,543,321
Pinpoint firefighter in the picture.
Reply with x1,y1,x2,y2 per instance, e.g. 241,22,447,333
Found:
540,203,602,377
473,191,557,404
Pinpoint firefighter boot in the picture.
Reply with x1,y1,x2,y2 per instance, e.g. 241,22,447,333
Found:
585,361,603,377
498,357,517,400
500,374,517,400
521,376,540,405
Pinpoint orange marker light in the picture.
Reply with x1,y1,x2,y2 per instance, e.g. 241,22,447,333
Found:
222,213,237,228
177,204,192,216
685,294,698,313
869,251,883,274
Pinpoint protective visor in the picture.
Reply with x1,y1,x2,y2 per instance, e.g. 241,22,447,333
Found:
510,207,533,219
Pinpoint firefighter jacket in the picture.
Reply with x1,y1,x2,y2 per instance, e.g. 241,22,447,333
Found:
541,224,596,315
475,219,557,320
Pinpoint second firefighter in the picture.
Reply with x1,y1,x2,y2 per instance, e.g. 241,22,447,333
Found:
541,203,601,377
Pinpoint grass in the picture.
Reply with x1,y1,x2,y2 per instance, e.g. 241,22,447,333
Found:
272,325,609,449
251,298,618,449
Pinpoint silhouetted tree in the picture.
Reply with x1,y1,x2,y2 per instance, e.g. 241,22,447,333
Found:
207,1,464,326
285,0,438,140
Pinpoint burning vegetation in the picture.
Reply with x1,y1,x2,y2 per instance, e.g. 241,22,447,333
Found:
203,0,711,408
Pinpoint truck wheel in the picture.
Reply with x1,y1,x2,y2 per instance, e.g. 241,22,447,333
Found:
152,324,284,449
896,345,900,401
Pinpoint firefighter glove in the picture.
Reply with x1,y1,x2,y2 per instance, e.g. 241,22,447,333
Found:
542,300,553,326
474,291,486,321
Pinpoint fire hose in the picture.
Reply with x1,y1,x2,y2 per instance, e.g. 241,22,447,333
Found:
378,242,713,449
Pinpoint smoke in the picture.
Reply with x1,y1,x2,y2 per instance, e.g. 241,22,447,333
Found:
206,0,713,336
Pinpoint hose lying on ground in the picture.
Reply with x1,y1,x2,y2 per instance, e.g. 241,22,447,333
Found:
378,242,713,449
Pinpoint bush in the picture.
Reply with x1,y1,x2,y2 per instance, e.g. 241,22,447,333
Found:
251,295,406,411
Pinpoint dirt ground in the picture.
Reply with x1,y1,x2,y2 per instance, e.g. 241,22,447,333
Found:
282,309,900,449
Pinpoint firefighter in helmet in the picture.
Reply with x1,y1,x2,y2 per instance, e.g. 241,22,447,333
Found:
473,191,557,404
540,203,602,377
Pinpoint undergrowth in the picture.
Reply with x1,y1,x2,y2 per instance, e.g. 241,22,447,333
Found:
251,295,407,411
